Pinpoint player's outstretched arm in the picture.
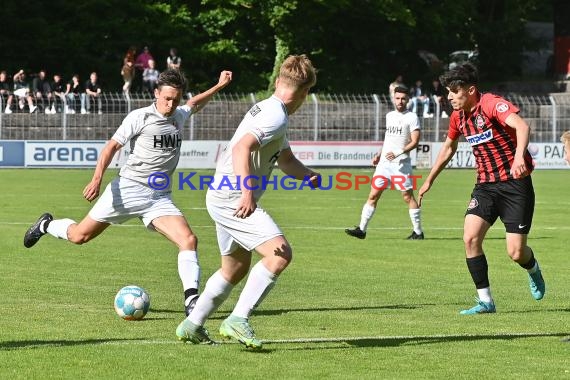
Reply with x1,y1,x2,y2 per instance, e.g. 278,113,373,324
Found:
418,136,457,207
83,139,123,202
186,70,232,113
277,148,321,188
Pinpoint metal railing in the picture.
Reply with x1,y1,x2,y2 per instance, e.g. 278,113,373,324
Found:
1,92,569,142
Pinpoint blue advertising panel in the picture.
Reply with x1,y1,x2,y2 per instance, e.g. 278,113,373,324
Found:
0,140,25,167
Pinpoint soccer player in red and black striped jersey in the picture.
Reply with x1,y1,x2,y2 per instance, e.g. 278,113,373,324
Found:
418,63,545,315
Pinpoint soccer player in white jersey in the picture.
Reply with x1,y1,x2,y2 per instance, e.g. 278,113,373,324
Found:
345,86,424,240
176,55,319,349
23,68,232,316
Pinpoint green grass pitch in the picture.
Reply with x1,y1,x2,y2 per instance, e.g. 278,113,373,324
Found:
0,168,568,379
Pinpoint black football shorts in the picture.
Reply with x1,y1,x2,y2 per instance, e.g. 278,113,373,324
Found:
465,176,535,234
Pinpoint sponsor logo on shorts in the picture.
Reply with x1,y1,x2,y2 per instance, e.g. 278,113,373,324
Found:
467,198,479,210
466,129,493,146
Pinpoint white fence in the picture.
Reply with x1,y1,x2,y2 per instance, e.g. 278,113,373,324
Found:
1,92,569,142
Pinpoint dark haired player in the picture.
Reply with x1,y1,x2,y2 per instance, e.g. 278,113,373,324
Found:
24,69,232,317
418,63,545,314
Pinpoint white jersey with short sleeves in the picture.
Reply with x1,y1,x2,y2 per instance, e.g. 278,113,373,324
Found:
112,103,193,190
209,95,289,202
380,110,420,164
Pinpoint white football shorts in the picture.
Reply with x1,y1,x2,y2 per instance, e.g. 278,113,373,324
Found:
372,159,414,191
206,192,283,255
89,176,183,229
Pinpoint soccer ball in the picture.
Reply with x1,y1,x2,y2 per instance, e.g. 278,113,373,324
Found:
114,285,150,320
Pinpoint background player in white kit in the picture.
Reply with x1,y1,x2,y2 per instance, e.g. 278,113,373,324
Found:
176,55,318,349
24,68,232,316
345,86,424,240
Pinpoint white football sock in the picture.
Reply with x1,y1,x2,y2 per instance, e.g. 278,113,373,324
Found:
46,219,76,240
232,261,277,319
409,208,422,234
476,287,493,303
189,270,233,326
178,250,200,304
359,203,376,232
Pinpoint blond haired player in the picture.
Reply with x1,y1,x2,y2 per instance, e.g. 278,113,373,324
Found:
176,55,319,349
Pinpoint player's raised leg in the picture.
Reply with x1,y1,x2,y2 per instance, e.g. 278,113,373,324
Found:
24,213,109,248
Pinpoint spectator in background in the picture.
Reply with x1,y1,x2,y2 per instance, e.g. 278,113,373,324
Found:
142,59,160,93
135,46,154,91
51,74,66,113
121,46,136,95
65,74,85,114
429,78,449,118
561,131,570,163
388,74,405,102
0,70,14,114
85,72,103,114
13,70,37,113
409,79,432,118
32,69,55,114
167,48,181,70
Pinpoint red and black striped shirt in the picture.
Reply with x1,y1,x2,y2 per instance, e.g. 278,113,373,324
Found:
448,93,534,183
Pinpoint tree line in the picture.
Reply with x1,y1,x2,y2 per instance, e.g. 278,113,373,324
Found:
0,0,553,94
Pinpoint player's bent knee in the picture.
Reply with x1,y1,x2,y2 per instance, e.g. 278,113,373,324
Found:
184,233,198,248
463,234,483,251
507,247,525,261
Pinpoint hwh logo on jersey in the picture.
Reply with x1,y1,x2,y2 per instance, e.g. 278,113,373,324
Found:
250,105,261,117
154,134,182,149
466,129,493,145
386,125,403,134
